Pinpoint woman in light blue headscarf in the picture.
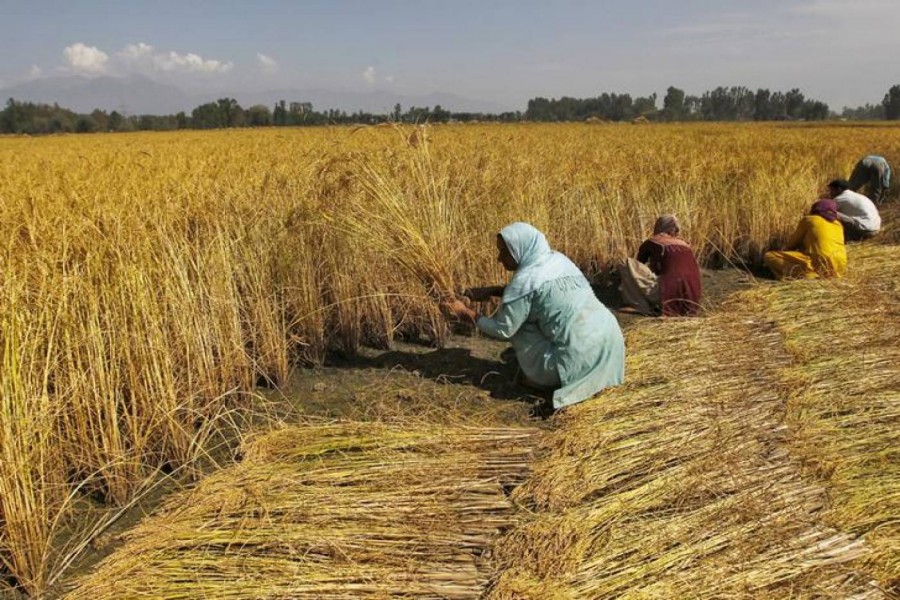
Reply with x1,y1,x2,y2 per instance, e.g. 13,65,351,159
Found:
446,222,625,411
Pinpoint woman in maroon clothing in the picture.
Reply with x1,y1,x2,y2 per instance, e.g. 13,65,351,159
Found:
618,215,703,316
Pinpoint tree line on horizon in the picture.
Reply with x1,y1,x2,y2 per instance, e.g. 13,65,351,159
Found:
526,86,831,122
4,84,900,135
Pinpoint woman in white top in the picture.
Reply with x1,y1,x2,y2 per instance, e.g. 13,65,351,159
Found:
828,179,881,241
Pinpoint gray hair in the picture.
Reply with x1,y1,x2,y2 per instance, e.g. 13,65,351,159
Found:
653,214,680,235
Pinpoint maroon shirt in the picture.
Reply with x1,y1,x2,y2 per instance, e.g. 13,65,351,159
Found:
637,234,702,316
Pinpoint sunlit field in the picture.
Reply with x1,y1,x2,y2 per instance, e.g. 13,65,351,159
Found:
1,122,898,595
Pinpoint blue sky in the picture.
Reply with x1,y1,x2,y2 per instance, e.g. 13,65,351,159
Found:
2,0,899,110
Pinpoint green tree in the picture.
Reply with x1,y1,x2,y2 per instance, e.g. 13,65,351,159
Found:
800,100,829,120
192,102,224,129
431,104,451,122
1,98,20,132
273,100,287,126
216,98,244,127
633,93,658,119
75,115,98,133
841,103,884,120
525,97,553,121
785,88,806,118
883,85,900,120
662,86,685,120
753,89,772,120
246,104,272,126
108,110,124,131
288,102,313,124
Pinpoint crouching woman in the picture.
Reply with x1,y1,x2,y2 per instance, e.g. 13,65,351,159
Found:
446,222,625,411
618,214,702,316
763,199,847,279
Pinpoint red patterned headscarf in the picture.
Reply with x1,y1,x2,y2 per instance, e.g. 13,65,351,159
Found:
810,199,838,222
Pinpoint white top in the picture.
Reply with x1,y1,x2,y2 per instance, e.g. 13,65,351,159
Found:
834,190,882,232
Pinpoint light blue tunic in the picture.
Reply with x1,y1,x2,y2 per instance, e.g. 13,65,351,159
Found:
476,274,626,410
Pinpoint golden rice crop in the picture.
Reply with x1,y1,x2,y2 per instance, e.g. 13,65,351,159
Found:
1,122,899,595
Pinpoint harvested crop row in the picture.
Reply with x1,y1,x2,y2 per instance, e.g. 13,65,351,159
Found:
756,244,900,593
487,244,898,599
62,422,541,599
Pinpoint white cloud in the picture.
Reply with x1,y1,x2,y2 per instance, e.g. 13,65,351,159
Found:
257,53,279,74
153,51,233,73
118,42,155,62
361,67,393,86
28,65,42,79
63,43,109,73
118,42,233,73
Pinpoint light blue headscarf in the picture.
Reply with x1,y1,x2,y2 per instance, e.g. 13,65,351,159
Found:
499,222,586,304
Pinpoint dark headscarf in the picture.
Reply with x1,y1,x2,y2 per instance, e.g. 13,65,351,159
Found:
810,199,839,222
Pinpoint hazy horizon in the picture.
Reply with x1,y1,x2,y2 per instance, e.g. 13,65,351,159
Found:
3,0,900,111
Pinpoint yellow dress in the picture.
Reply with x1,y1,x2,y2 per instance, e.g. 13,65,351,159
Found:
764,215,847,279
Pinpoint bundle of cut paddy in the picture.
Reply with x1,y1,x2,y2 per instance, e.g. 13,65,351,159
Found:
63,421,541,599
488,243,899,599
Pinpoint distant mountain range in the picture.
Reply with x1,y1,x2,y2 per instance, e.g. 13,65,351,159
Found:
0,74,513,116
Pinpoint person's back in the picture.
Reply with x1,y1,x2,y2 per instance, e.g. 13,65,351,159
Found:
520,274,625,409
637,235,702,316
834,189,882,234
849,155,891,204
764,199,847,280
860,155,887,170
528,275,618,354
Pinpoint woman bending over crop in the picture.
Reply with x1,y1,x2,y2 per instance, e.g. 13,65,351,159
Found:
445,222,625,411
763,199,847,279
617,214,702,317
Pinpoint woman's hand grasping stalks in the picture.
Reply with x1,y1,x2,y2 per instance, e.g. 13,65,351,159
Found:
443,297,478,325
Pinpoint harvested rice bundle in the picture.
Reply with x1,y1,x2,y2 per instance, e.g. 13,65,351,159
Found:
487,256,896,598
752,244,900,594
64,421,541,600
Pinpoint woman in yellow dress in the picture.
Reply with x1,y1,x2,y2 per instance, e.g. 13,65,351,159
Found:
763,199,847,279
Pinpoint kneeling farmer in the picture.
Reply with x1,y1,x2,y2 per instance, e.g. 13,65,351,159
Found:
446,222,625,411
764,200,847,280
618,214,702,317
